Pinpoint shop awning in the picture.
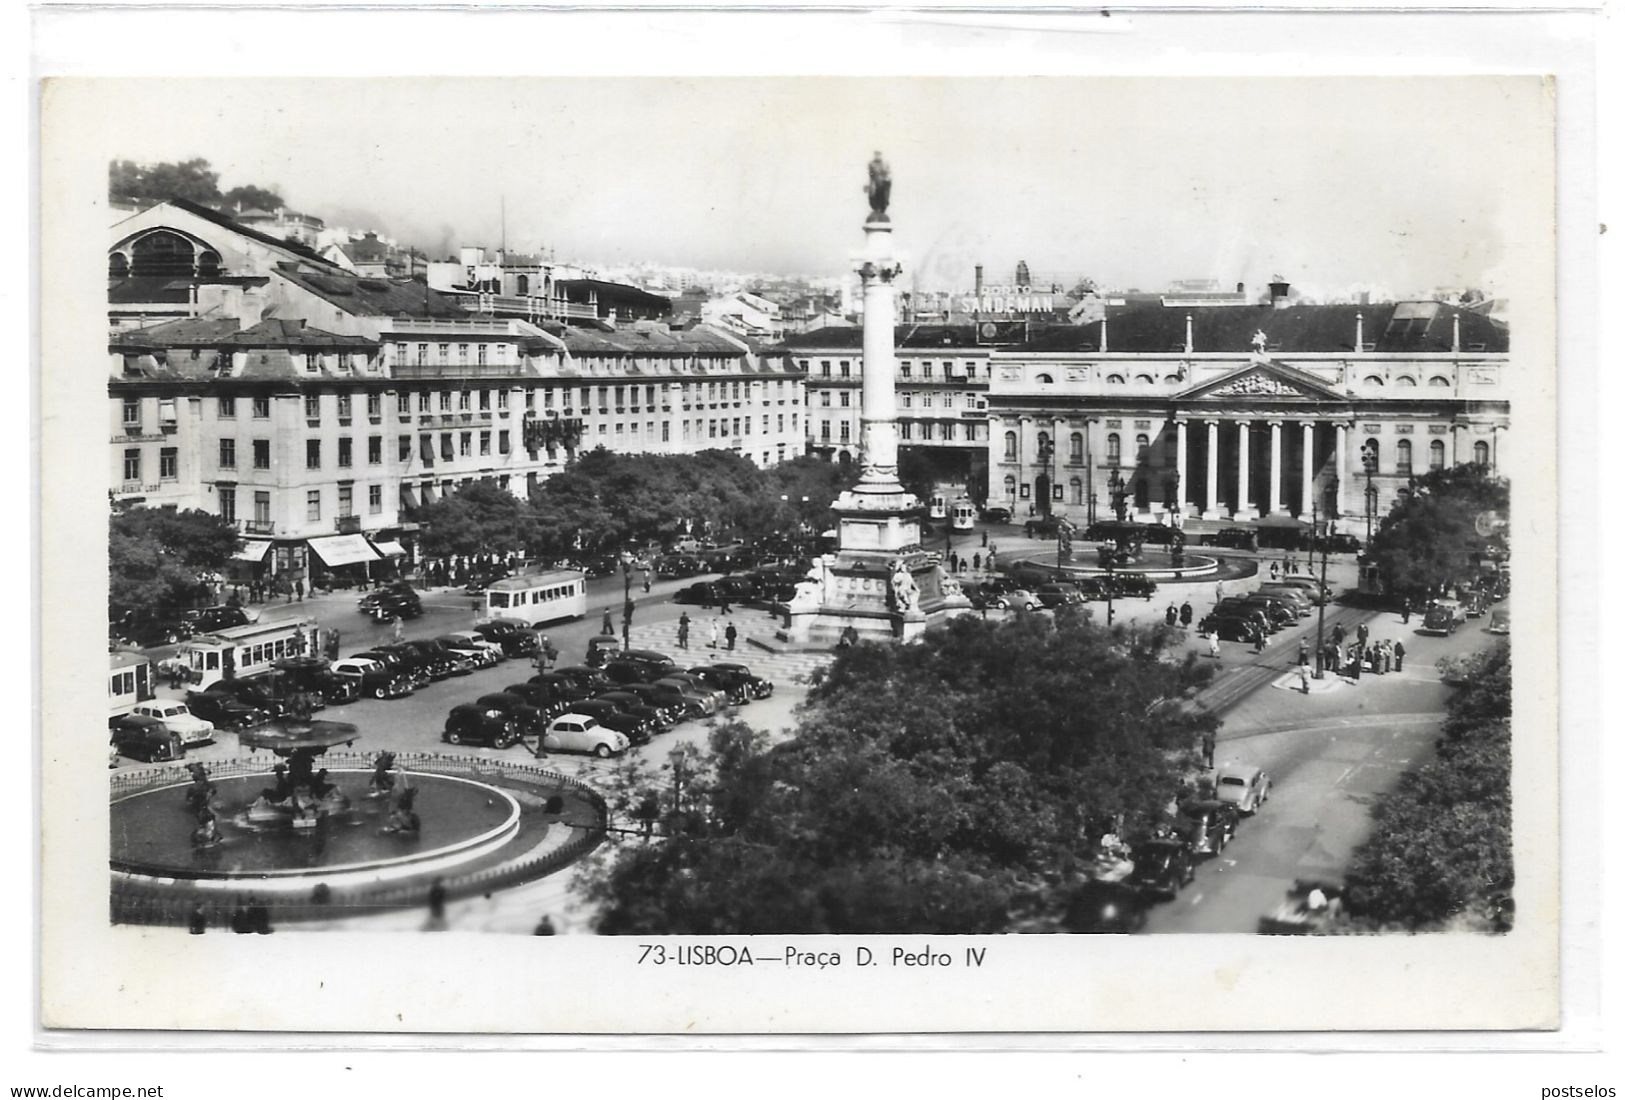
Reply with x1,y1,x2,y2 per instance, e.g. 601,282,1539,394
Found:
399,485,417,510
306,534,382,567
233,540,272,562
372,539,407,557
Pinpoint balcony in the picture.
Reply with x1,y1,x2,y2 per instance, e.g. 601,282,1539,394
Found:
391,361,524,380
240,520,276,535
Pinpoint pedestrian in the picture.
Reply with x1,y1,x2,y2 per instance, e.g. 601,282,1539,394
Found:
188,903,208,935
1351,644,1362,680
949,551,960,573
708,619,719,649
282,577,292,604
1165,604,1178,627
643,568,652,594
981,531,988,548
1382,641,1393,674
718,592,732,615
1214,581,1225,603
1357,622,1369,647
1251,622,1265,653
1270,561,1280,581
677,612,691,649
1401,597,1412,624
391,616,404,643
1208,633,1222,662
725,622,738,651
973,552,982,572
1297,638,1309,667
1394,640,1406,672
294,578,304,602
1299,663,1311,694
1200,729,1216,769
1180,601,1193,627
601,608,614,635
1332,622,1345,647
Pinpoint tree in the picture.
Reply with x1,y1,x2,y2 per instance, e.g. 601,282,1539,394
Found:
222,184,284,212
414,481,531,560
1365,464,1508,600
109,506,241,622
109,158,222,207
577,613,1219,934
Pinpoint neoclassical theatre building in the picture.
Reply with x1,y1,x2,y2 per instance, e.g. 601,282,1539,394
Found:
791,285,1510,532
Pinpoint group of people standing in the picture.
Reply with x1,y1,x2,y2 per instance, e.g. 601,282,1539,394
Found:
673,610,737,652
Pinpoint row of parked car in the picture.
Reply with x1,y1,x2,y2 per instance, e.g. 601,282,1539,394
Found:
440,647,775,757
1196,577,1328,640
963,571,1160,613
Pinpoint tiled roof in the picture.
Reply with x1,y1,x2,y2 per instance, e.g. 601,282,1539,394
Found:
160,198,346,271
226,319,378,348
276,268,466,318
557,324,746,357
108,276,193,305
112,317,244,348
557,279,673,310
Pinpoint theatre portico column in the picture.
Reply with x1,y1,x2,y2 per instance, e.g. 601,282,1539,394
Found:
1202,419,1222,520
1234,420,1254,520
1267,420,1285,515
1334,422,1348,525
1300,421,1316,517
1174,419,1191,514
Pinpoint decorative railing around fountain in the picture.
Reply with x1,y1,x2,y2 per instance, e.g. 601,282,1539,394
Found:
109,753,610,928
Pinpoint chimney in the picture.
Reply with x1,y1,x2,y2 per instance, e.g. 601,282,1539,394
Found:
1355,312,1364,354
1184,313,1194,354
1452,312,1461,352
974,265,984,299
1100,314,1108,353
1236,281,1245,295
1269,278,1291,309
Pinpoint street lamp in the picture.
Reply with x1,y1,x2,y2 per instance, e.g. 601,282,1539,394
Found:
1311,481,1335,679
1362,449,1378,543
1036,437,1056,519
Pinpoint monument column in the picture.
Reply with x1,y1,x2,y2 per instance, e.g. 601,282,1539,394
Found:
1235,419,1252,519
1202,419,1221,520
857,229,902,484
1300,420,1316,517
1267,419,1284,514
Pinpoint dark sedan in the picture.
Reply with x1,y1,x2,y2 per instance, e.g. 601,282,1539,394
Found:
442,703,522,749
184,690,268,730
1127,837,1197,900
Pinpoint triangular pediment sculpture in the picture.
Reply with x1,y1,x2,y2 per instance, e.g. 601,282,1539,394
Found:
1176,358,1347,403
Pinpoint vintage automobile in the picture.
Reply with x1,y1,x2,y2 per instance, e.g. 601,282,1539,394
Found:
401,638,476,677
499,680,571,720
1217,596,1293,629
1311,532,1362,554
330,656,414,699
181,690,266,731
654,675,724,715
1197,613,1263,642
434,634,501,670
1210,601,1278,633
1062,881,1148,934
180,605,254,634
361,588,423,623
603,650,679,684
1101,572,1158,600
475,691,548,735
352,648,431,690
1213,763,1272,815
567,699,653,746
272,656,361,705
204,674,322,719
1255,586,1316,617
1178,799,1240,857
1418,605,1459,636
1199,527,1259,551
1023,515,1066,539
441,629,507,663
1461,591,1487,619
442,702,523,749
472,620,540,658
1035,583,1085,609
584,634,623,669
689,662,773,701
979,506,1013,525
1126,837,1197,900
541,713,629,758
108,713,186,762
989,588,1042,612
1259,878,1346,934
126,699,215,745
593,691,673,732
610,682,685,726
1488,609,1510,635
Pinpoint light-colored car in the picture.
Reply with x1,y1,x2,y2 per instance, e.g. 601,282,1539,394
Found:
1271,577,1329,604
1213,763,1271,815
130,700,215,746
993,588,1042,612
440,630,506,664
542,713,630,758
1255,586,1315,616
1488,609,1510,635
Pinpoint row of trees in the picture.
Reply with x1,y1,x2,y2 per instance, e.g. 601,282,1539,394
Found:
1342,643,1513,931
109,506,242,624
110,157,284,213
1364,464,1509,600
416,450,862,562
578,612,1219,934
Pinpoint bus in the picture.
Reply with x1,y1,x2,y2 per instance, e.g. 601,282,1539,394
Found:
109,649,155,716
177,618,320,684
484,569,588,627
950,498,977,531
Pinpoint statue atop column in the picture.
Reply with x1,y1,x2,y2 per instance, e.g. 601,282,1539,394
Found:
866,152,892,223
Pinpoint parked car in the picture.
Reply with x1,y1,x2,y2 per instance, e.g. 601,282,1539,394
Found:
136,698,216,744
1198,613,1263,642
380,641,456,681
1255,525,1310,551
1036,583,1085,609
612,682,686,725
656,555,706,578
271,656,360,704
1127,837,1197,900
111,610,190,648
1272,576,1330,604
568,699,653,746
1419,605,1459,636
435,634,500,670
542,713,629,758
330,656,413,699
688,662,773,702
1488,609,1510,635
1178,799,1240,857
199,677,310,720
403,638,476,677
351,649,430,690
979,506,1012,525
473,620,540,657
604,650,679,685
442,702,523,749
440,629,507,664
1104,572,1159,600
1213,764,1271,815
180,605,253,634
1024,516,1065,538
549,665,614,695
504,680,572,719
363,589,423,622
108,713,186,762
594,690,673,732
1255,586,1315,617
1461,592,1487,619
1199,527,1258,551
654,675,722,715
1062,881,1148,934
183,690,266,730
1311,533,1362,554
475,691,548,735
1219,596,1294,629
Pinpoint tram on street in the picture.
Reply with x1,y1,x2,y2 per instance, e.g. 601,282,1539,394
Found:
178,618,321,683
928,494,948,520
951,498,977,531
484,569,589,627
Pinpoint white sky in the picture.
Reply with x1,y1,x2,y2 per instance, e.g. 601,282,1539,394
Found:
100,76,1547,296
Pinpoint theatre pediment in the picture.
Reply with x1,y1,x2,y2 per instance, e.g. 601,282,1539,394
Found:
1177,360,1346,403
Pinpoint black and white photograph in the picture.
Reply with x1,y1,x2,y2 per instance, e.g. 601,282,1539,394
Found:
33,9,1586,1042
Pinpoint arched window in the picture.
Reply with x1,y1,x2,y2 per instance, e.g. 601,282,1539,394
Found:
1070,476,1083,504
1106,433,1121,467
196,250,221,277
1362,438,1380,473
1035,372,1054,384
1003,431,1018,461
1037,430,1051,452
1428,376,1452,387
1395,438,1412,473
1069,432,1084,463
1395,375,1417,387
1105,374,1126,385
1134,374,1155,385
108,252,129,278
1429,439,1446,470
1473,440,1490,467
516,274,530,295
1364,375,1385,386
129,231,196,277
1135,433,1150,462
1163,374,1182,385
1003,474,1017,500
